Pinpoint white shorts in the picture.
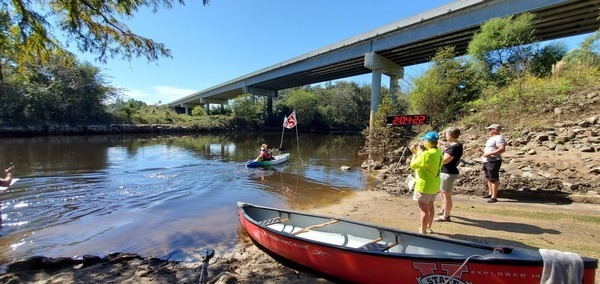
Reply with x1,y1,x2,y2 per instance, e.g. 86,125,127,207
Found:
413,190,438,203
440,173,459,193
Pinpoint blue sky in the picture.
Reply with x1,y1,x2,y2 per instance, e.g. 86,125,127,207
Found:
72,0,592,105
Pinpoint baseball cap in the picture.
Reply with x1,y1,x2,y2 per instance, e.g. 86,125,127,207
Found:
420,131,439,142
485,124,502,130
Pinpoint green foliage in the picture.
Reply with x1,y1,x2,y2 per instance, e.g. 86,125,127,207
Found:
312,82,371,129
279,87,321,126
529,42,567,77
1,54,118,122
467,13,537,86
192,106,207,117
463,60,600,130
1,0,210,69
274,82,374,130
0,82,26,120
408,47,481,129
231,94,264,125
563,31,600,69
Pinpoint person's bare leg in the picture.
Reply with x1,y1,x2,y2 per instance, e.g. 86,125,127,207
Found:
443,192,452,218
439,191,446,214
490,181,499,198
426,201,435,229
418,202,429,233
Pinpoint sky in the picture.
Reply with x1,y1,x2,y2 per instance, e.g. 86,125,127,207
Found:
70,0,593,105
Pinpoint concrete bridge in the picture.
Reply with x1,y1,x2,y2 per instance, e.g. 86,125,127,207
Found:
168,0,599,116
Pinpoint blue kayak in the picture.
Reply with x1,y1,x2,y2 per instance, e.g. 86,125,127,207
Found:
246,153,290,168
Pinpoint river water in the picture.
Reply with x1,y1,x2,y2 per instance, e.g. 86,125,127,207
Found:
0,132,373,264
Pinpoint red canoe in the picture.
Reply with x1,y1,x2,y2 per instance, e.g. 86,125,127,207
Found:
237,202,597,284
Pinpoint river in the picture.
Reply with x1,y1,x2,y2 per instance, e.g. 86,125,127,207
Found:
0,132,373,264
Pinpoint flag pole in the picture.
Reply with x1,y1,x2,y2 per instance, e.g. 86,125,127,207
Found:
294,111,306,165
279,115,286,150
296,122,301,162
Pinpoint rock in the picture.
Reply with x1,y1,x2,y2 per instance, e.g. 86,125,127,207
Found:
522,172,541,179
578,121,592,127
340,166,351,171
215,272,238,284
581,146,595,153
361,160,382,170
82,255,103,267
554,108,562,115
545,141,557,150
555,145,568,151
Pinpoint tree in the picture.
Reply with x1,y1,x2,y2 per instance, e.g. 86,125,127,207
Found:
0,0,210,69
312,81,371,129
279,87,321,126
467,13,537,86
563,31,600,68
192,105,207,116
409,47,481,129
24,55,119,121
528,42,567,77
231,94,263,124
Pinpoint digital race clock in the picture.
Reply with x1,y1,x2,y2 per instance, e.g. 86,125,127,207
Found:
386,114,430,126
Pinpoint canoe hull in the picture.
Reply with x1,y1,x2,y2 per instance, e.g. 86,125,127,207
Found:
237,202,597,284
246,153,290,168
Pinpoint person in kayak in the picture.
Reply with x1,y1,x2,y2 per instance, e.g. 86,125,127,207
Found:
0,163,15,188
255,144,274,161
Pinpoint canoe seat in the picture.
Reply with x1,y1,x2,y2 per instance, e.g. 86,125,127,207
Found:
260,217,289,226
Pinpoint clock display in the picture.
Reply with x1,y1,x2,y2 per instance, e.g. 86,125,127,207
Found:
386,114,429,126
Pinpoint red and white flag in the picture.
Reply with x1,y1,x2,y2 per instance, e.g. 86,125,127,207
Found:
283,110,297,129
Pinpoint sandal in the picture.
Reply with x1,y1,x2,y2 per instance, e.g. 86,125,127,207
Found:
435,216,451,222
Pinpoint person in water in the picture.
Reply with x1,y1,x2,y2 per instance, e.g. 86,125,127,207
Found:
255,144,274,161
0,163,15,188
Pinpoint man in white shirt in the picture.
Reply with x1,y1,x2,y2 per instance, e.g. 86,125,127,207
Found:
479,124,506,203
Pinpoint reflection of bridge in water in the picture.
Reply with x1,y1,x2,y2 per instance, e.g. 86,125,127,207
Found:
169,0,600,117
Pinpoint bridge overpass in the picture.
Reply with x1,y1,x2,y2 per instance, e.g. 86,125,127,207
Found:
168,0,600,114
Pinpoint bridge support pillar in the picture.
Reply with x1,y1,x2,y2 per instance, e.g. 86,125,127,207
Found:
245,87,277,120
364,52,402,161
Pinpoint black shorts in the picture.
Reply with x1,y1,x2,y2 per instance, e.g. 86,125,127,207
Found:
482,160,502,181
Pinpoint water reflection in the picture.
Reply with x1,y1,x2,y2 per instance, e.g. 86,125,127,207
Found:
0,132,367,263
248,168,355,210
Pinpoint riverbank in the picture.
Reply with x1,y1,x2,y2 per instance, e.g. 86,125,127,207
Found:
0,124,227,137
2,190,598,283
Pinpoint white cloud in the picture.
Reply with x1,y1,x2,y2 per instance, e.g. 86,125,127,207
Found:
123,86,197,105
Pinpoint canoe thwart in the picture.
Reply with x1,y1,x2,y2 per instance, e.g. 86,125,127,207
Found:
292,219,339,235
